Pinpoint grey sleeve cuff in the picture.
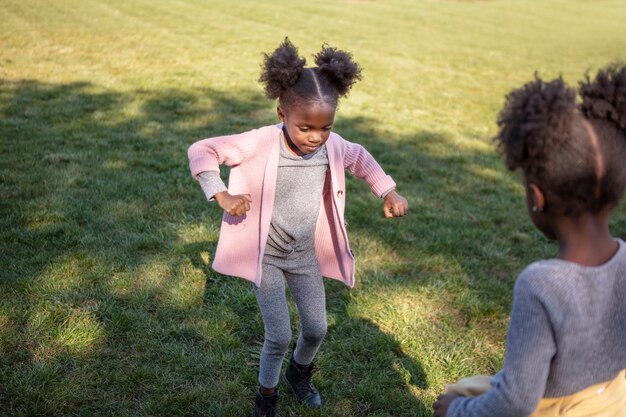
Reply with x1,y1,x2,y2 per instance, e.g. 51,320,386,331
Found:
381,187,396,198
197,171,227,202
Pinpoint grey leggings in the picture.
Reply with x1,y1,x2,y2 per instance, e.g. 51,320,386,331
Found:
254,250,327,388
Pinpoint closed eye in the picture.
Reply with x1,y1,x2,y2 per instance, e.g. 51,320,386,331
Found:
297,126,332,132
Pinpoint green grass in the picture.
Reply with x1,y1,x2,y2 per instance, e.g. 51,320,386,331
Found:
2,0,626,415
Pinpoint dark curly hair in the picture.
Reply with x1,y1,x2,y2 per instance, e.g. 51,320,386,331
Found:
495,63,626,217
259,38,362,109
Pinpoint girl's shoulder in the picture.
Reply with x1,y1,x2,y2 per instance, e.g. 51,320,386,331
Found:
325,131,362,150
199,124,281,143
251,123,283,141
226,124,282,148
232,123,282,138
515,261,567,294
327,130,345,144
515,238,626,295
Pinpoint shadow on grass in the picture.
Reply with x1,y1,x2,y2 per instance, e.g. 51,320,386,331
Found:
194,242,430,415
321,279,430,416
0,78,275,416
3,78,623,416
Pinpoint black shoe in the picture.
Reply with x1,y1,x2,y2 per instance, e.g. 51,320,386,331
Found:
251,388,281,417
282,356,322,409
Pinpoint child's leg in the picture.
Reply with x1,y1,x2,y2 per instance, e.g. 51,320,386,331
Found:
255,263,292,389
285,258,326,365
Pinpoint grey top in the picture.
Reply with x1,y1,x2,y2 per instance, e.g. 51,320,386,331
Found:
264,134,328,255
196,133,328,256
450,238,626,417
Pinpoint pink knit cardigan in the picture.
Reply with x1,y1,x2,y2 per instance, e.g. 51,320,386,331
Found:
188,124,396,288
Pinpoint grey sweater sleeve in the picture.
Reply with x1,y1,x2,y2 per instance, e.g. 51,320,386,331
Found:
448,275,556,417
197,171,227,202
381,187,396,198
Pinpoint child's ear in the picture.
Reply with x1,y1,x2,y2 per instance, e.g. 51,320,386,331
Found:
277,106,286,122
528,183,546,212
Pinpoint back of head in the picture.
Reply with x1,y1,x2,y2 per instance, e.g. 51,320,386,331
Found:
495,63,626,216
258,38,362,109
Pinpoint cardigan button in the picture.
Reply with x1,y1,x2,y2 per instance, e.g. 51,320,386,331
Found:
337,190,343,198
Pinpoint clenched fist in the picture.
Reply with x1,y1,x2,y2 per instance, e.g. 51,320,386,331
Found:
383,190,409,218
215,191,252,216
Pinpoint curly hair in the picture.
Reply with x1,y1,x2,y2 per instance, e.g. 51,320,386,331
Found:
259,38,362,109
495,63,626,216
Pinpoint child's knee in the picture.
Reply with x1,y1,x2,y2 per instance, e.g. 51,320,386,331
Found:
302,321,327,343
265,329,292,354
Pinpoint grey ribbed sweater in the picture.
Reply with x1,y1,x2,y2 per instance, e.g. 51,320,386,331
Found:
449,238,626,417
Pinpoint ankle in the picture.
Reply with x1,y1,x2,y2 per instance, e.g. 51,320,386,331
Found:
260,386,276,396
292,358,311,369
291,356,311,368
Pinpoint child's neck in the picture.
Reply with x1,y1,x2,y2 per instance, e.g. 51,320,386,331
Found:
555,209,617,266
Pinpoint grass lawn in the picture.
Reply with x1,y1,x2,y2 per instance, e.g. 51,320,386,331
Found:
2,0,626,416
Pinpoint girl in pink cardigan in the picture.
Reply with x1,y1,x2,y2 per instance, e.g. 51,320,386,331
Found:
188,38,408,417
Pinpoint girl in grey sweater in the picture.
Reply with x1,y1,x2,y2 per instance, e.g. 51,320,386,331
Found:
434,63,626,417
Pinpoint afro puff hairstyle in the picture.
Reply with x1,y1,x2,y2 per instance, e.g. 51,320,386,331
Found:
495,63,626,217
259,38,362,109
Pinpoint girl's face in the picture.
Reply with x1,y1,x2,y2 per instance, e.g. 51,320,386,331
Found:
278,102,336,156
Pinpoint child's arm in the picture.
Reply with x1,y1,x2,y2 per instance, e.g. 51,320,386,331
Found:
197,171,251,216
188,130,258,216
444,274,556,417
188,131,258,178
341,139,408,217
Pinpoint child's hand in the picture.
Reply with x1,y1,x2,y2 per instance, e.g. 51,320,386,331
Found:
214,191,252,216
383,190,408,218
433,393,460,417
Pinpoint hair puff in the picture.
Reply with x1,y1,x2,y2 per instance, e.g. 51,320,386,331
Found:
496,76,577,173
314,44,362,97
259,38,306,100
579,63,626,133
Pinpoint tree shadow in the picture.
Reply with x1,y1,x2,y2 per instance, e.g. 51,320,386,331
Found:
0,78,273,416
